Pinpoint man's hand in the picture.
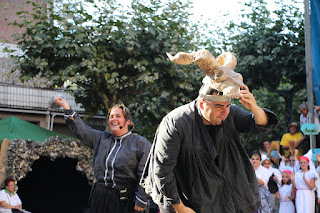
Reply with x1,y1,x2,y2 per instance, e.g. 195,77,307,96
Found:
239,84,258,111
134,205,145,211
239,84,268,126
173,199,196,213
316,153,320,162
174,205,196,213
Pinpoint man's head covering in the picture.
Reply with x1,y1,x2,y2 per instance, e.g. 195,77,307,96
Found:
166,49,243,102
288,122,299,128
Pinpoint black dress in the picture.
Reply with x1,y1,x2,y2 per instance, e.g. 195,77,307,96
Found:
141,100,278,213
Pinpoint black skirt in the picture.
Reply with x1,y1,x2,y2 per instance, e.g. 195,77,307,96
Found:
85,183,136,213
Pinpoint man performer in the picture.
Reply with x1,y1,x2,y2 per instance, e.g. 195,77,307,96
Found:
141,50,279,213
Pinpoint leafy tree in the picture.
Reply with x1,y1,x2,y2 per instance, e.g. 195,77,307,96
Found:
9,0,208,140
224,0,305,130
213,0,307,155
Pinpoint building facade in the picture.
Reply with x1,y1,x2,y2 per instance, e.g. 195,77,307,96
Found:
0,0,106,137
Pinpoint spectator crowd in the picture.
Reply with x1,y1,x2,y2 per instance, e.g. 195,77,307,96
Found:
252,102,320,213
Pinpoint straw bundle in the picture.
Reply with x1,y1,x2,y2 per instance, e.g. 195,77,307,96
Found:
288,140,296,156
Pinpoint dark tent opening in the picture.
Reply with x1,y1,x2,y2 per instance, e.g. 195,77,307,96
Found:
17,156,91,213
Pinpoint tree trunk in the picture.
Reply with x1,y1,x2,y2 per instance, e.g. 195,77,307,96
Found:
277,88,298,132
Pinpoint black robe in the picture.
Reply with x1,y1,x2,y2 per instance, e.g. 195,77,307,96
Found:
141,100,278,213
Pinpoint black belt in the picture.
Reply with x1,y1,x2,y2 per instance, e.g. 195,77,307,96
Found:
96,179,134,190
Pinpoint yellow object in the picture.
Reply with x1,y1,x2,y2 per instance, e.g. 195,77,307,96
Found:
280,132,303,158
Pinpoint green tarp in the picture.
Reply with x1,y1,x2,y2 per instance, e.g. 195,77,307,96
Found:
0,116,72,146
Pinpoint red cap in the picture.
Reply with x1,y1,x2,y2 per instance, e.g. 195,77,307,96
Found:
282,170,292,174
299,156,309,162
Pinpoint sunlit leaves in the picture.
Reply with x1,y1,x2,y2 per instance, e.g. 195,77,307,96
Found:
8,0,207,141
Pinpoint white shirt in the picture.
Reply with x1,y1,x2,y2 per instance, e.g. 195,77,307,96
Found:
265,166,282,186
300,108,320,132
279,161,300,173
255,165,271,187
0,189,22,213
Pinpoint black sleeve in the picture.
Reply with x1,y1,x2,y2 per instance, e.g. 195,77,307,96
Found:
150,115,182,207
64,109,104,148
232,105,278,134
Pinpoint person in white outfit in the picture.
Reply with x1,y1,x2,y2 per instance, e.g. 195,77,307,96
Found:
315,153,320,213
0,178,23,213
292,155,317,213
278,152,300,173
251,154,272,213
262,158,282,213
299,102,320,149
276,170,295,213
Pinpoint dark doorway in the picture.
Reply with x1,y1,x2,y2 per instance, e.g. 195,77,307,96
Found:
17,156,91,213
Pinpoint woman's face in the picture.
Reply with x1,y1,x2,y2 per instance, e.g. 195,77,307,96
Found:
5,181,15,193
299,159,309,171
108,107,129,135
282,172,290,184
251,155,261,167
262,160,272,169
284,157,289,165
289,156,295,166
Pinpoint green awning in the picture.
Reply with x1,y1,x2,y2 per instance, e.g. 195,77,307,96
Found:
0,116,73,146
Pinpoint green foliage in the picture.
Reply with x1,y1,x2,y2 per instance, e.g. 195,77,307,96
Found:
9,0,206,141
222,0,306,154
220,0,306,155
9,0,307,148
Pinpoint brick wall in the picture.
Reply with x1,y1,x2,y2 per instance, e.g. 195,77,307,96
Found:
0,0,34,44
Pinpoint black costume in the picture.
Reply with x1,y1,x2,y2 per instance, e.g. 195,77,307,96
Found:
141,100,278,213
64,109,151,212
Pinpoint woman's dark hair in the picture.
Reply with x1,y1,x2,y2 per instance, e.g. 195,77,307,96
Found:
251,153,261,161
4,177,15,187
107,102,134,131
281,178,292,186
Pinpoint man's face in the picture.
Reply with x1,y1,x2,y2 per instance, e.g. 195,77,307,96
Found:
300,107,308,116
289,125,298,134
200,99,231,125
263,141,270,151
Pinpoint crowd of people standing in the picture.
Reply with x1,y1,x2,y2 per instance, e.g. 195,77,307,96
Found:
1,47,319,213
252,103,320,213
